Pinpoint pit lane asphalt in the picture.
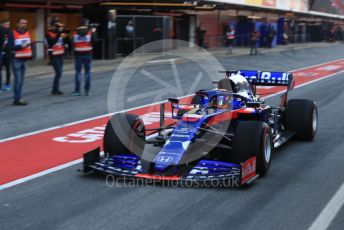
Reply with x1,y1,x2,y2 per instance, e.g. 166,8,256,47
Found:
1,44,344,230
0,44,344,139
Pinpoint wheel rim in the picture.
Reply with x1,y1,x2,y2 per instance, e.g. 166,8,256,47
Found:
264,134,271,163
312,109,318,134
133,120,145,139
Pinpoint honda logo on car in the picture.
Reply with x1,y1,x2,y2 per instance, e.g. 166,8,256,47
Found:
156,155,174,163
241,157,257,185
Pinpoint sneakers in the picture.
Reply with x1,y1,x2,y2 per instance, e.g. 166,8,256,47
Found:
51,90,64,95
13,100,28,106
70,91,90,96
4,84,11,91
70,91,81,96
0,84,11,92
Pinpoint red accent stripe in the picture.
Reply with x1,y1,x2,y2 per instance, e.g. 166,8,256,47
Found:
206,108,254,126
135,174,181,181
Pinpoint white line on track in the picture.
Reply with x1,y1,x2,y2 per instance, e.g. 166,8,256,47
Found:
308,182,344,230
0,60,344,191
148,58,178,64
0,159,83,190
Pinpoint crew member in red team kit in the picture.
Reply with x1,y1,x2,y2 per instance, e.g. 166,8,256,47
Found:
71,18,97,96
46,20,67,95
226,26,236,55
11,18,32,106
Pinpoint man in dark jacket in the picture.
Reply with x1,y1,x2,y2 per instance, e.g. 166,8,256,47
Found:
1,19,14,92
0,24,4,92
71,18,97,96
123,20,134,56
267,24,276,48
46,20,66,95
250,29,260,56
195,23,206,49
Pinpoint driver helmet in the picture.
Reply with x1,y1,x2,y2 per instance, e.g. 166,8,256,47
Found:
229,74,253,98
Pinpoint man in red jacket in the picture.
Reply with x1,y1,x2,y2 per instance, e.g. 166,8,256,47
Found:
46,20,66,95
12,18,32,106
71,18,97,96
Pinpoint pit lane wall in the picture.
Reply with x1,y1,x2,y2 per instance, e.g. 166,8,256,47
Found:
208,0,309,12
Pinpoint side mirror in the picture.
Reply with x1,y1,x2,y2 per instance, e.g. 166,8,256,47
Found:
246,102,260,108
168,97,179,104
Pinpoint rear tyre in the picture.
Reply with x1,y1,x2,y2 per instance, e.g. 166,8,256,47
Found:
234,121,272,176
285,99,318,141
103,113,145,157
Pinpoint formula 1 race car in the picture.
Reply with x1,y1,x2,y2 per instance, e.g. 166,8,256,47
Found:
82,69,318,186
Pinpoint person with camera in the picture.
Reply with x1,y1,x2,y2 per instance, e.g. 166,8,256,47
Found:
11,18,32,106
71,18,97,96
46,20,66,95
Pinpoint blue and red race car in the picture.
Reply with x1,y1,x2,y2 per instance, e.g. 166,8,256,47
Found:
82,69,318,186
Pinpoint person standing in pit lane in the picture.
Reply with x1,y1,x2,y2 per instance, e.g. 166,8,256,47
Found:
0,21,4,93
71,18,97,97
11,18,32,106
0,19,14,93
196,22,206,49
46,20,67,95
225,26,236,55
267,24,276,48
250,28,260,56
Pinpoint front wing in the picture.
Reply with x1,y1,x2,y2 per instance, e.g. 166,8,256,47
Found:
82,148,259,186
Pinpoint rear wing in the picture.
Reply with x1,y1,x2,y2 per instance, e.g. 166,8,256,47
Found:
219,69,295,90
218,69,296,108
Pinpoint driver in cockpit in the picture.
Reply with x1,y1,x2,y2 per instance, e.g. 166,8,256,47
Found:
199,95,230,113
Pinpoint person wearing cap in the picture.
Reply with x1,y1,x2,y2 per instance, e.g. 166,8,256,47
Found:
46,20,66,95
71,18,97,96
11,18,32,106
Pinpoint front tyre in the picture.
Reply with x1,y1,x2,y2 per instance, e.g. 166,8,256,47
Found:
103,113,145,157
234,121,272,177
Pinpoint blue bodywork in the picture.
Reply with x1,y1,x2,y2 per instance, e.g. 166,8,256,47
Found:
88,89,255,180
83,70,294,184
